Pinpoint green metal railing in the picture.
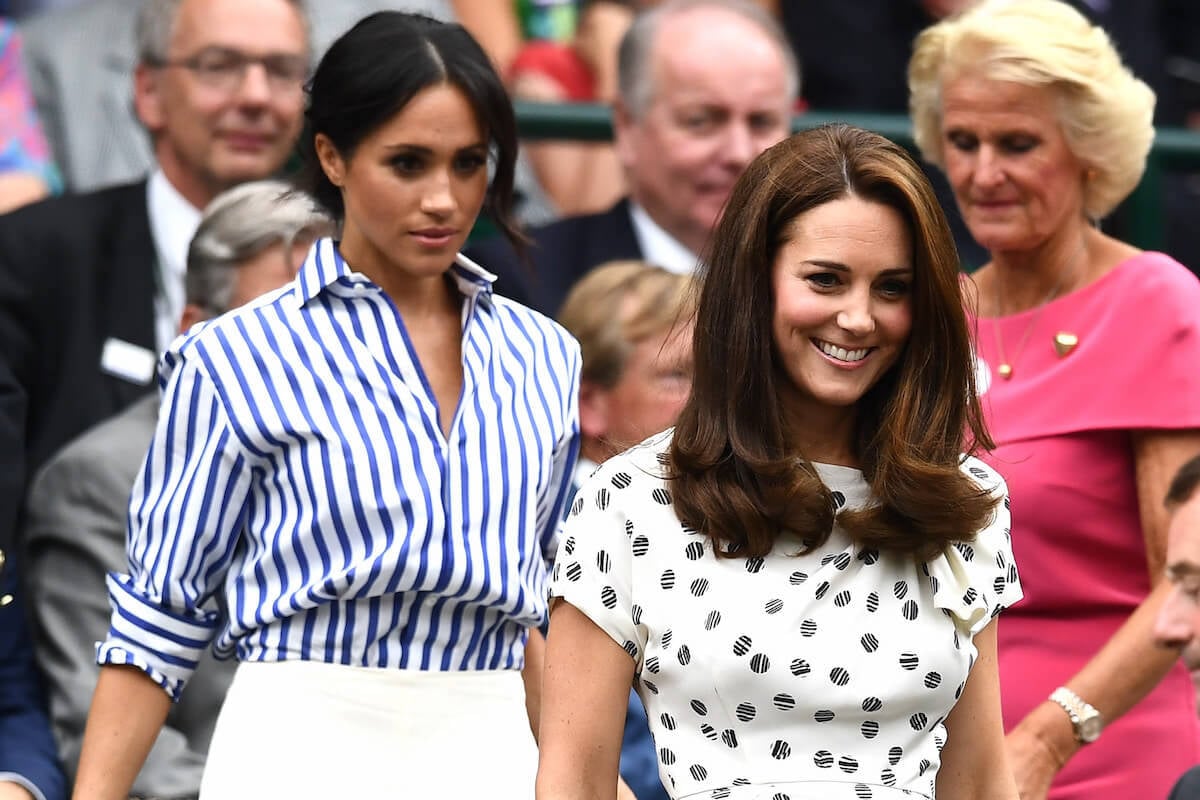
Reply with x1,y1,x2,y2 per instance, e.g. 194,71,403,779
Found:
514,100,1200,251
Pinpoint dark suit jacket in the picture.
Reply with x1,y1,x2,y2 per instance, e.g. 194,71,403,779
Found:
465,198,643,318
0,180,157,557
0,563,66,800
1171,765,1200,800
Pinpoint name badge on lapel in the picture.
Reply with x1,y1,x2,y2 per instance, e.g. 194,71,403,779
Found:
100,337,157,385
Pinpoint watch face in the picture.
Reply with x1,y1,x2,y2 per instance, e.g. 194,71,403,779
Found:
1078,716,1103,743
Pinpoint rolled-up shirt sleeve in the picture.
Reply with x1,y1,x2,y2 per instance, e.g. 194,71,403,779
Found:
97,352,253,701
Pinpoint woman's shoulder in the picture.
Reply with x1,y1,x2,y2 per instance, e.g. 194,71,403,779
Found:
1075,249,1200,347
958,454,1008,496
923,455,1021,635
1110,250,1199,293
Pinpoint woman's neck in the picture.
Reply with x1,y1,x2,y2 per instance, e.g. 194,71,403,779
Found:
338,240,461,320
779,390,860,468
985,223,1094,315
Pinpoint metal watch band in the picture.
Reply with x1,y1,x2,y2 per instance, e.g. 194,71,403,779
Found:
1049,686,1103,743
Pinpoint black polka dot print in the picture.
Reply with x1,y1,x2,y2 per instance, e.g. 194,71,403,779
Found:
549,439,1022,799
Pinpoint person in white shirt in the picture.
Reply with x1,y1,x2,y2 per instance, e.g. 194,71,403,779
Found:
466,0,799,316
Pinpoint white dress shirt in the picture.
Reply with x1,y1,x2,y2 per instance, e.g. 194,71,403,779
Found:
629,202,702,275
98,240,581,699
146,170,202,354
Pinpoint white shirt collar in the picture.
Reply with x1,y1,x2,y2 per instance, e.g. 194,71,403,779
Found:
628,202,702,275
147,169,203,352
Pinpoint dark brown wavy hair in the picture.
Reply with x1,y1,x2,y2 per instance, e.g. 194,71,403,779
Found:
668,123,996,561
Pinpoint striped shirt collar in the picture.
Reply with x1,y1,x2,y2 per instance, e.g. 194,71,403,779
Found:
295,238,499,307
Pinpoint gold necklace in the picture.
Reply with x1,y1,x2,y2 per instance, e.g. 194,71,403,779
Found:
991,242,1086,380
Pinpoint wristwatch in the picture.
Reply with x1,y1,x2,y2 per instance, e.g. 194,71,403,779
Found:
1049,686,1104,743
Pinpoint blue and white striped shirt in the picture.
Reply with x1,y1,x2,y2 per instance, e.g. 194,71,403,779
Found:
98,239,581,700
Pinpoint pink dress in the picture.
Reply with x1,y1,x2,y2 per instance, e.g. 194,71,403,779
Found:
971,252,1200,800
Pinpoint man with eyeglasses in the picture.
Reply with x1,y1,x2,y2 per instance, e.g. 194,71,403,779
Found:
16,0,464,195
0,0,308,736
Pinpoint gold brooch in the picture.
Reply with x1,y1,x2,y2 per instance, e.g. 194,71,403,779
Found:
1053,332,1078,358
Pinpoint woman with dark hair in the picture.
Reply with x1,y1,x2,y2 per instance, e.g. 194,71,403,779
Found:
537,124,1021,800
72,12,580,799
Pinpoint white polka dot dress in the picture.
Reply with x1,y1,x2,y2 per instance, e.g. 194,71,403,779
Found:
551,432,1022,800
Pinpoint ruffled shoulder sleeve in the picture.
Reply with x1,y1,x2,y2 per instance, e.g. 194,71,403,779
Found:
924,456,1023,637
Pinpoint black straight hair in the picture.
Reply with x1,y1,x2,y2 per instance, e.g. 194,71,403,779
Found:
297,11,525,252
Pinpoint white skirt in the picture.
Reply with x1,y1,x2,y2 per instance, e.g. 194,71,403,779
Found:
199,660,537,799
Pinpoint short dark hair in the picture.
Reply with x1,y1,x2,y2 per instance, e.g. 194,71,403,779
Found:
669,123,995,561
297,12,523,251
1166,455,1200,508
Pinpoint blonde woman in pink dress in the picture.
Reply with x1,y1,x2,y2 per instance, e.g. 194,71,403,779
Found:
910,1,1200,799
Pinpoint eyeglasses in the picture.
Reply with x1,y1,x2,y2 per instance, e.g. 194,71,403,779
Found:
150,47,308,93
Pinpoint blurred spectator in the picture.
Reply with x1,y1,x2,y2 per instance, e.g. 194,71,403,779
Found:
0,556,65,800
509,0,632,216
507,0,781,218
0,0,307,575
556,259,694,800
23,180,331,799
18,0,455,193
0,19,57,212
559,259,693,466
1155,455,1200,800
466,0,797,316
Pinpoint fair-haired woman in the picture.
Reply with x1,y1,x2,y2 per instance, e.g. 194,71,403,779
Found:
71,12,580,799
537,123,1022,800
910,2,1200,798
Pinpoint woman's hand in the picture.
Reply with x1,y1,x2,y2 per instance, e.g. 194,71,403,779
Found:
1004,702,1073,800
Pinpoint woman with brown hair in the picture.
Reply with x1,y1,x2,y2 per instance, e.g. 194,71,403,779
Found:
536,123,1021,800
